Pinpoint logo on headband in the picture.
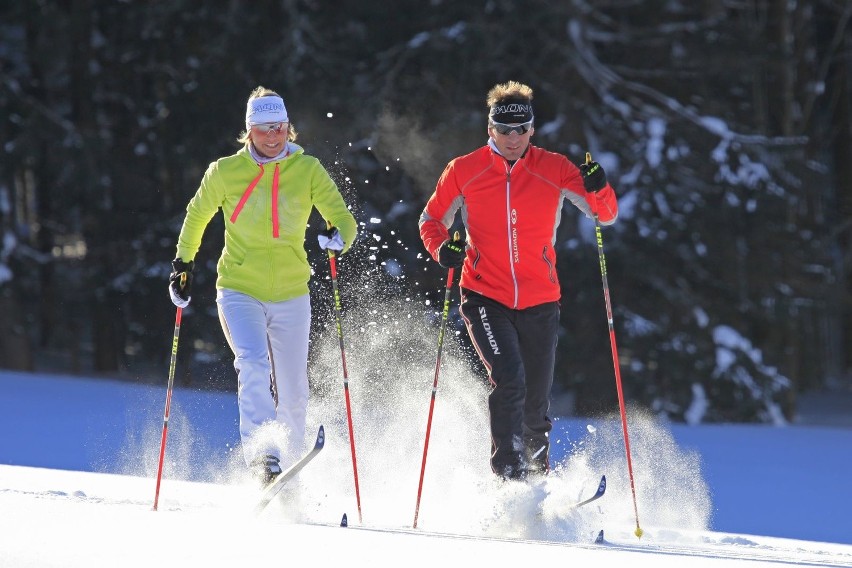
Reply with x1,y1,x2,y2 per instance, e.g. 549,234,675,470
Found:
251,101,284,114
246,95,289,126
490,103,532,116
489,100,534,123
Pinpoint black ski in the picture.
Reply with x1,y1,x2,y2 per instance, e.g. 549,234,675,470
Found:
570,475,606,509
254,425,325,514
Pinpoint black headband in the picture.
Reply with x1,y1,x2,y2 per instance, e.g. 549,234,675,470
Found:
489,98,534,124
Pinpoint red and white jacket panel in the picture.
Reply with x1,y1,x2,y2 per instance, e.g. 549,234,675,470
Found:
419,143,618,309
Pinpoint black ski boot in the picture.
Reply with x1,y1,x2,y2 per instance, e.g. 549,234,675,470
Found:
251,454,282,486
492,450,529,481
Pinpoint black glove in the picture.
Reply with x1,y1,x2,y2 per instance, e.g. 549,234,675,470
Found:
318,226,345,251
168,258,194,308
437,238,464,268
580,158,607,193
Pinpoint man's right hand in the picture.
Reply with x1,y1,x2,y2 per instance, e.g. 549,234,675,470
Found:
168,258,194,308
437,238,464,268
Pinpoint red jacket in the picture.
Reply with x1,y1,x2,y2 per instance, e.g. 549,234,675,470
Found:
419,143,618,309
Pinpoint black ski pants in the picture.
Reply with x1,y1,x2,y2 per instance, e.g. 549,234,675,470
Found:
459,289,558,478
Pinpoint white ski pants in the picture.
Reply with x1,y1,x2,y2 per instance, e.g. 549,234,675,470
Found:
216,289,310,467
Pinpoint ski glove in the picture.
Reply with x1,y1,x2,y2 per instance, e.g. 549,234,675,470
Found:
168,258,194,308
437,238,465,268
580,158,607,193
318,227,345,252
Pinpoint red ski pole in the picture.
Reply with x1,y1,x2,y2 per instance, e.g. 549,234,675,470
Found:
326,224,363,523
413,232,459,529
152,301,184,511
587,152,643,538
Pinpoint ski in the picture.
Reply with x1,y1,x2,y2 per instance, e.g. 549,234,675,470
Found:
253,425,325,514
570,474,606,509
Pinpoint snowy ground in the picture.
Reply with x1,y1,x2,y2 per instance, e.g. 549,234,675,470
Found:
2,463,850,568
2,314,851,567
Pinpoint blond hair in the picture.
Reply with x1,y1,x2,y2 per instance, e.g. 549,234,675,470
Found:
237,86,298,144
486,81,534,107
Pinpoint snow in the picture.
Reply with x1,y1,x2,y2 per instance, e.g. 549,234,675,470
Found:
1,368,851,567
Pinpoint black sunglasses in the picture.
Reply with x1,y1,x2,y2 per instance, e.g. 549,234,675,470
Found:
490,120,534,135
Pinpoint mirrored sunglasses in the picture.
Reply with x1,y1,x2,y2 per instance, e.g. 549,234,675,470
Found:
252,122,287,134
490,120,534,135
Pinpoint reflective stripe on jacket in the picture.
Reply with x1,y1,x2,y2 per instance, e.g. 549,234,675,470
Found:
419,144,618,309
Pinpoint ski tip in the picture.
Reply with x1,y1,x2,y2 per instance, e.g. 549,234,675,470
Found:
316,425,325,448
594,529,605,544
599,475,606,492
340,513,348,527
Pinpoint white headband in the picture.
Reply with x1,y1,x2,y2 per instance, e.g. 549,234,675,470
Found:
245,95,288,127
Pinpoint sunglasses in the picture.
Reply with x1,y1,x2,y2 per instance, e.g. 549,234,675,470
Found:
252,122,288,134
489,120,534,135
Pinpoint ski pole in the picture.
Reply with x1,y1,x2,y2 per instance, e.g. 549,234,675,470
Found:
326,223,363,523
152,298,184,511
413,231,459,529
587,152,643,538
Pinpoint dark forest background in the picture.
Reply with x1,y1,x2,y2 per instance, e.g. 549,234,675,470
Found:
1,0,851,423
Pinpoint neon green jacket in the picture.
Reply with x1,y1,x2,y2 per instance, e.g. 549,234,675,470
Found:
175,144,357,302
